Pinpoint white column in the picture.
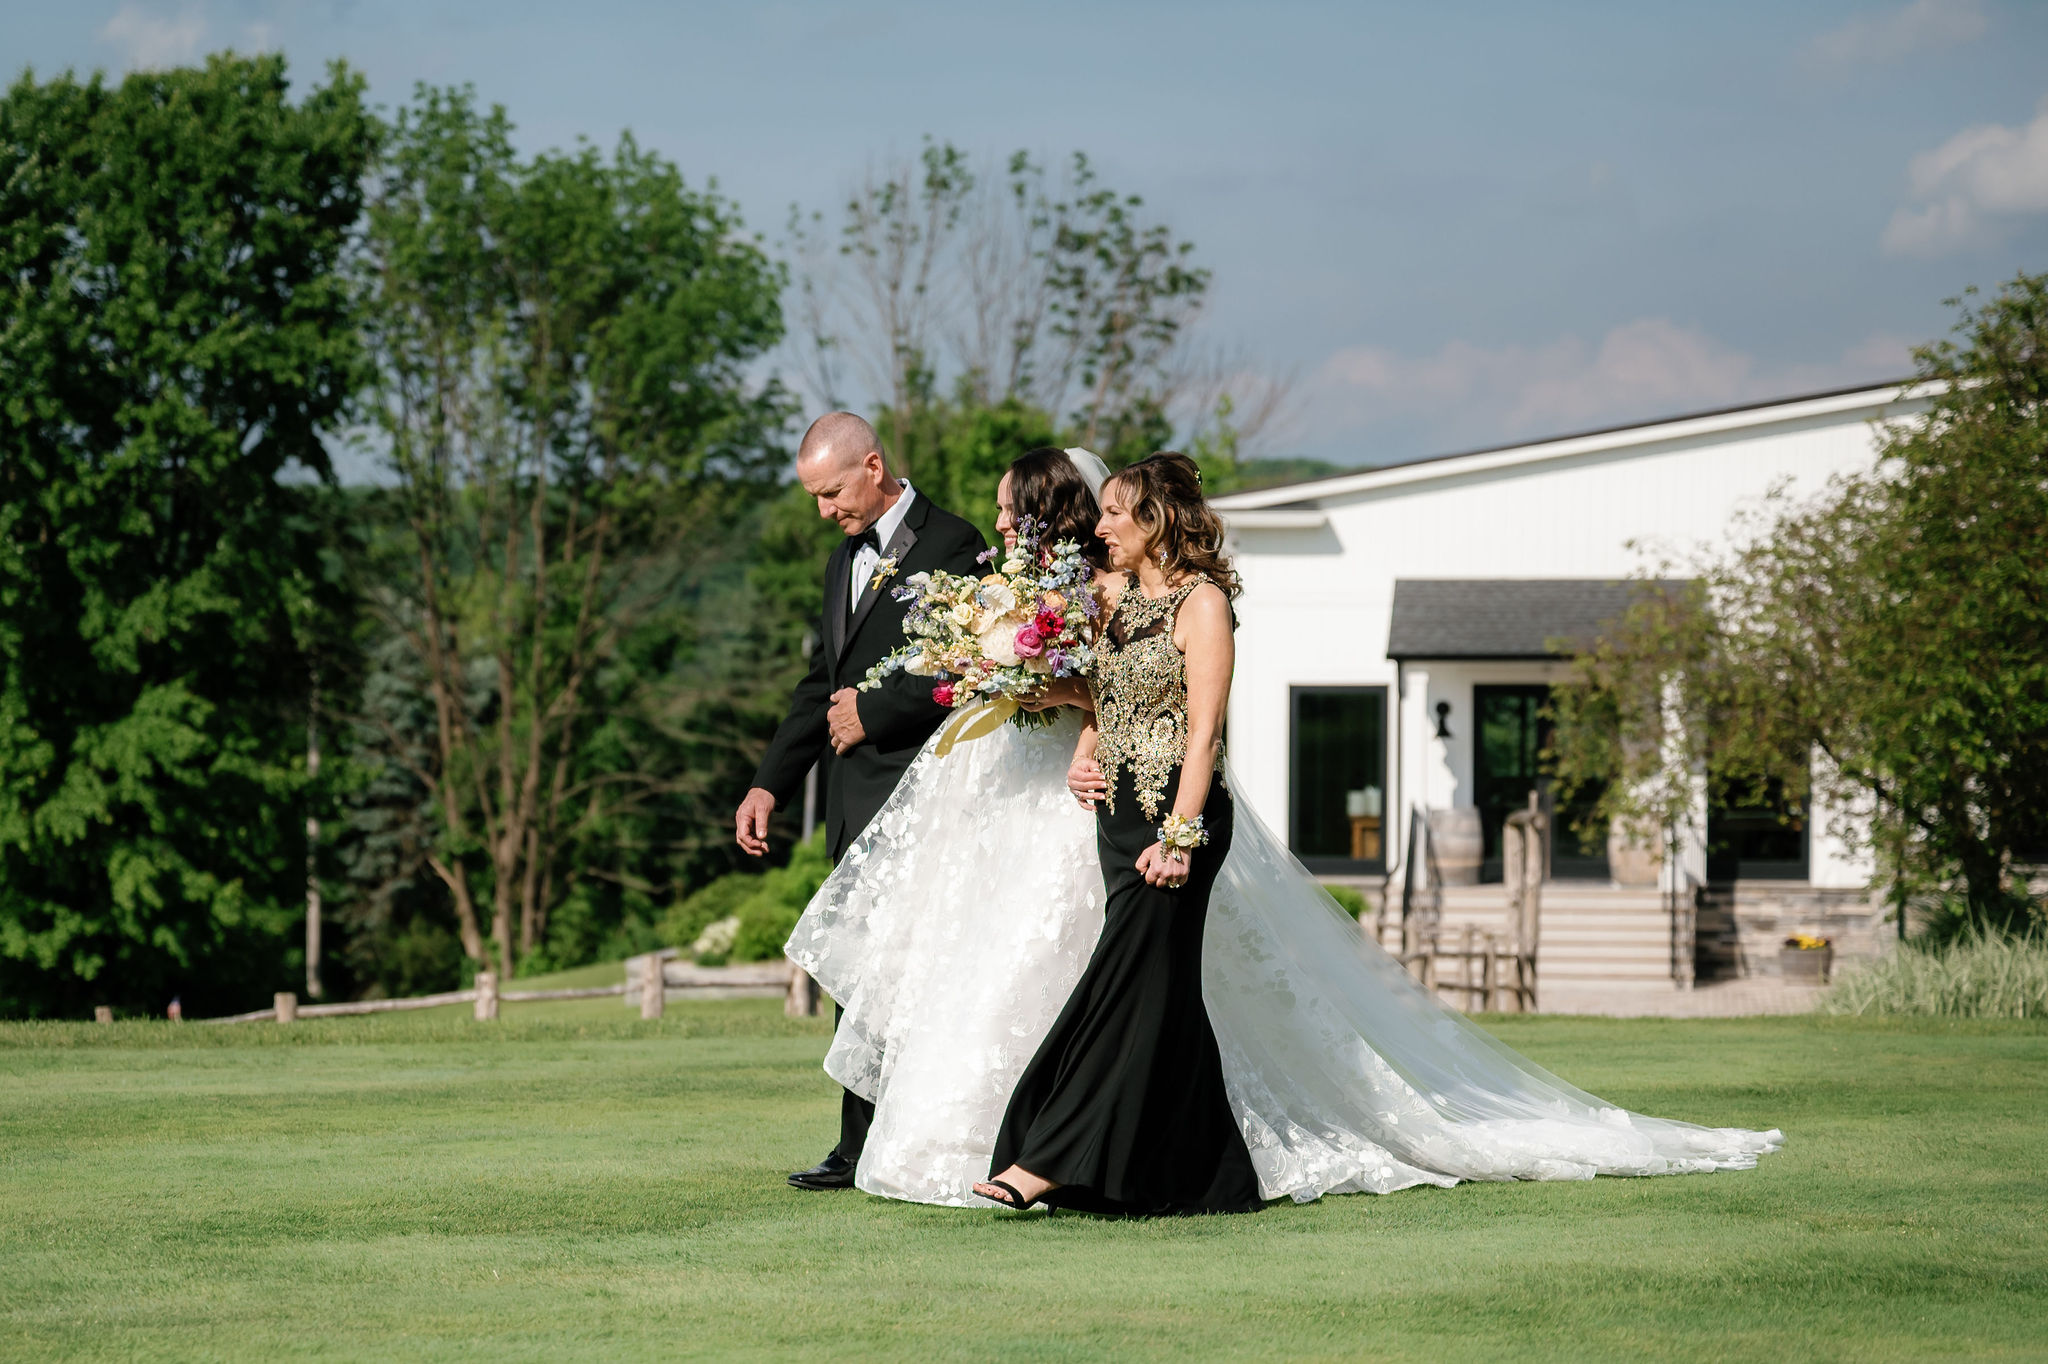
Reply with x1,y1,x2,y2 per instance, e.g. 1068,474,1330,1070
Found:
1396,664,1432,873
1658,678,1708,893
1809,746,1875,889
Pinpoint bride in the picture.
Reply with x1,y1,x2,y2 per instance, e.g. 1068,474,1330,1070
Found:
787,447,1781,1209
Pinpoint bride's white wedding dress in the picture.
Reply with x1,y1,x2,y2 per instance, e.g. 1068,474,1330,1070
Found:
789,716,1781,1207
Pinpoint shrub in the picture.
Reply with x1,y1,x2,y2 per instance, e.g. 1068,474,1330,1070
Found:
731,834,834,962
660,831,834,963
1904,889,2044,947
1323,884,1369,921
1822,929,2048,1019
659,876,760,956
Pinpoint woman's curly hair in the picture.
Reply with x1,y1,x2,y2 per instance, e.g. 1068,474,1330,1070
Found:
1103,451,1240,600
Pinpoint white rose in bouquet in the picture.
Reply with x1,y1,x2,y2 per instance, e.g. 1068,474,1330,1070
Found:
978,620,1021,666
973,581,1017,634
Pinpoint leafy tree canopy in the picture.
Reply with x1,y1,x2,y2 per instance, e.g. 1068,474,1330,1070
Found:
0,55,375,1016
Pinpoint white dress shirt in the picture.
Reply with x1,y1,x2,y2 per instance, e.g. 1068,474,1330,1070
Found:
850,480,915,613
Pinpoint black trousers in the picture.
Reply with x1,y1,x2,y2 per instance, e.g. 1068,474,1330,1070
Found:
833,1002,875,1160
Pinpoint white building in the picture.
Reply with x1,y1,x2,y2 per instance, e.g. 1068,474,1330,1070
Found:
1213,382,1928,994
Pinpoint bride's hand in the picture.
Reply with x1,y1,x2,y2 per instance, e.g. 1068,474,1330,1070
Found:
1020,677,1089,713
1067,754,1107,809
1137,840,1189,889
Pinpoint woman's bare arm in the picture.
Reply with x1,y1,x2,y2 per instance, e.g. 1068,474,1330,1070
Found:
1167,582,1233,821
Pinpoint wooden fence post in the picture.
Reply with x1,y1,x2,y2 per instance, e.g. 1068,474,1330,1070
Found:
640,955,665,1020
473,971,499,1021
785,963,821,1018
93,1006,112,1024
274,991,297,1023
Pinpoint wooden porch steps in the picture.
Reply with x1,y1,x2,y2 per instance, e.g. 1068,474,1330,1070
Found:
1419,882,1674,986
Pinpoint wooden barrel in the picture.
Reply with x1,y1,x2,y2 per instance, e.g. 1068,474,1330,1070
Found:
1606,817,1662,887
1429,807,1483,886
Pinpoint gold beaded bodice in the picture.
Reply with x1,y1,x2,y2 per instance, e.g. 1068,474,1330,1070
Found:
1090,575,1214,819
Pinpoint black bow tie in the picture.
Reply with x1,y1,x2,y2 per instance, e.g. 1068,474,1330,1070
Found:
854,527,882,553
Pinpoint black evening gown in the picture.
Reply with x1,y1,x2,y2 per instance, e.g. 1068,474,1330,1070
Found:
989,579,1261,1216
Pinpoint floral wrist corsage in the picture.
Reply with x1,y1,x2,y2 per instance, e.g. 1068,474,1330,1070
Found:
1156,813,1209,856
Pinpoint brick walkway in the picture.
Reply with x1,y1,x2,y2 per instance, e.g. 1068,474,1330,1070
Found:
1535,977,1826,1018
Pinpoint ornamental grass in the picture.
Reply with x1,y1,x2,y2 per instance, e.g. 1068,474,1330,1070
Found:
1822,928,2048,1019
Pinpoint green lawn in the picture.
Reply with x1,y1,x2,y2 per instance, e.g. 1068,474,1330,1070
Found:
2,1006,2043,1362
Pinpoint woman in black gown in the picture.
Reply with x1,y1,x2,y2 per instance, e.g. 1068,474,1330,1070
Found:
974,452,1262,1217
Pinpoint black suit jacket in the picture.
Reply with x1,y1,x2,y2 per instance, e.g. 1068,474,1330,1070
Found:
752,492,989,858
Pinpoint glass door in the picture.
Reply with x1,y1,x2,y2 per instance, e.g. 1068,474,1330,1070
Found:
1473,685,1609,882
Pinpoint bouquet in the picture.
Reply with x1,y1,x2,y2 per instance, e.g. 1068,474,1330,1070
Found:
860,516,1097,753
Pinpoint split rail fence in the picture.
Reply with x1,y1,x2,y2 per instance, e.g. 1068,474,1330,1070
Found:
191,953,821,1025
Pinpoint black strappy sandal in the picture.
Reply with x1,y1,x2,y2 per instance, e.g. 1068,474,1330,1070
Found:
974,1179,1038,1210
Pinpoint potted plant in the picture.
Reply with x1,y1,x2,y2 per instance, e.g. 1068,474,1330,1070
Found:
1780,932,1834,984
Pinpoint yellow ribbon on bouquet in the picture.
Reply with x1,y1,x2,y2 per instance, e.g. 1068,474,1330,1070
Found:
932,693,1020,757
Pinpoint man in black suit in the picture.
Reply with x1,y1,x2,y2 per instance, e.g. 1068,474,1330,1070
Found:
735,410,988,1191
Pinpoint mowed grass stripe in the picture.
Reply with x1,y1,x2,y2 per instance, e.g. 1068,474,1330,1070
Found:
1,1006,2042,1362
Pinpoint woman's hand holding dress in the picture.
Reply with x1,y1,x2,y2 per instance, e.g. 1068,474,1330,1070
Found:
1067,723,1108,809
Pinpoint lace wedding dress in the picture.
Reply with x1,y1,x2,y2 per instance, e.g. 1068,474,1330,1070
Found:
788,718,1781,1207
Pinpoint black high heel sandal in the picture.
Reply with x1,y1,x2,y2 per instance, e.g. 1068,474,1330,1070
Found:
974,1179,1041,1210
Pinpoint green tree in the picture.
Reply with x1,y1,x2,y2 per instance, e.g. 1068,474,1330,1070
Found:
0,55,374,1017
1549,273,2048,931
354,87,790,982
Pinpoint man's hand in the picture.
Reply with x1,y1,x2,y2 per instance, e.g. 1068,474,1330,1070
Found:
734,787,777,857
828,688,866,755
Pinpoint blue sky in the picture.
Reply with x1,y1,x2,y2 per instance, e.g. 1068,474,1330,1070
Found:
10,0,2048,466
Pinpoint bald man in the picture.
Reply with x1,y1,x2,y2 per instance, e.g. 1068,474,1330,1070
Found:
736,411,988,1191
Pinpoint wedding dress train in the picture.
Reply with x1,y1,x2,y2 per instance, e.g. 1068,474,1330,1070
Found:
787,717,1781,1207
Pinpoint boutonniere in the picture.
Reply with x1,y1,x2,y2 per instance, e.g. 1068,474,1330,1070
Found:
869,556,900,591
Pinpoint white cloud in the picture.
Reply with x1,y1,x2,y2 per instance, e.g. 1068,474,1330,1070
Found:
1298,321,1912,457
98,4,208,71
1809,0,1986,70
1882,96,2048,255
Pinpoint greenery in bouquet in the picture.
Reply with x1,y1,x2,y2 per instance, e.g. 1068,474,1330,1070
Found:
860,517,1098,731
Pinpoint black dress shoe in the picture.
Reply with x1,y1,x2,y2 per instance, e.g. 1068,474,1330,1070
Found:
787,1151,858,1190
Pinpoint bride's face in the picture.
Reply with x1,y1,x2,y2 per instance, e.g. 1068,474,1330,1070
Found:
1096,481,1149,572
995,471,1018,550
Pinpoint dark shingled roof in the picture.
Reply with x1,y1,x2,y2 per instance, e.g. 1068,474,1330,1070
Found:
1386,579,1688,660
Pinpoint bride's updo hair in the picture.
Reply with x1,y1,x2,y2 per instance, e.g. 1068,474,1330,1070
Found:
1010,446,1108,569
1103,451,1240,600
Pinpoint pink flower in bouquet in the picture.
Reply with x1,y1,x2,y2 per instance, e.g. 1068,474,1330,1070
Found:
1013,624,1045,657
932,682,956,706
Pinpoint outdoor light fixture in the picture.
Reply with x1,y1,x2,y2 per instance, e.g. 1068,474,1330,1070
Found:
1434,700,1452,739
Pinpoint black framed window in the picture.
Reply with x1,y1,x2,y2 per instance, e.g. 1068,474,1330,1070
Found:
1289,686,1388,873
1707,778,1809,882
